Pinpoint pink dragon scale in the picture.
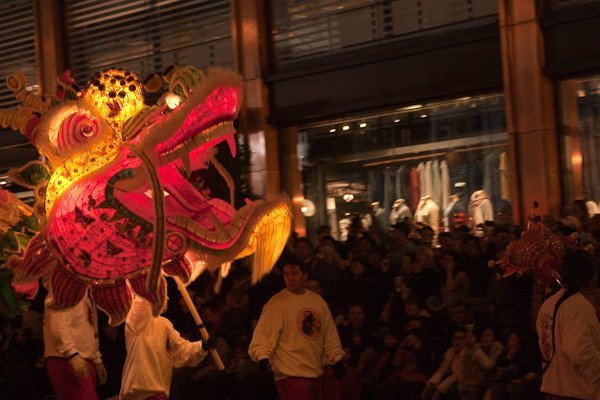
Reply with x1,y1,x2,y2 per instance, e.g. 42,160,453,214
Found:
0,66,292,325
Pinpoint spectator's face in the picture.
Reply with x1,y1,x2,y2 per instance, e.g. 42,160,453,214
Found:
283,264,308,294
320,237,335,247
348,306,366,325
320,245,337,263
480,328,495,347
368,252,381,267
450,305,468,325
306,279,322,295
350,260,366,276
317,228,331,241
400,255,413,272
452,331,467,350
390,229,407,244
440,254,456,268
439,235,453,249
394,275,404,289
294,241,312,260
358,239,373,252
507,333,520,354
404,302,420,317
403,333,421,349
463,240,480,258
416,249,431,265
380,258,391,272
383,333,399,348
420,230,433,243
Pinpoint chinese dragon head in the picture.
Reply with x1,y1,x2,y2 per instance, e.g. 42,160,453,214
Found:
496,207,572,287
0,66,292,325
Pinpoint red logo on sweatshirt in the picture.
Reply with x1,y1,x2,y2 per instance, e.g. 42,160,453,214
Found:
297,308,321,340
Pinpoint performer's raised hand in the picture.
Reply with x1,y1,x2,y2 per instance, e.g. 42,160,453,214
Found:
94,361,108,385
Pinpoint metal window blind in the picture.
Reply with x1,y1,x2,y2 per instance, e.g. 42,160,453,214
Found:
63,0,233,86
0,0,38,154
271,0,498,64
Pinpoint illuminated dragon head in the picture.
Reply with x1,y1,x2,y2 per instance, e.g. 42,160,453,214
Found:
1,66,292,324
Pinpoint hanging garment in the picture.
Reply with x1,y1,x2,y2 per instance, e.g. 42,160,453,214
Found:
368,170,383,204
465,154,483,202
417,162,426,198
410,167,420,212
432,159,442,209
424,160,433,198
440,160,450,212
383,168,395,217
395,166,409,208
483,151,501,211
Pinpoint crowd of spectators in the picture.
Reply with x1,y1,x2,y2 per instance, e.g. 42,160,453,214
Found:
2,199,600,400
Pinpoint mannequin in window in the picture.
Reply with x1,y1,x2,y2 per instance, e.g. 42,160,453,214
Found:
389,198,413,225
469,190,494,233
414,195,440,245
585,199,600,218
443,194,465,232
369,201,389,231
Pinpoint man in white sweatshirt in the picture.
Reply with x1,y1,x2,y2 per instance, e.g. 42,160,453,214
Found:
536,249,600,400
119,295,210,400
248,258,345,400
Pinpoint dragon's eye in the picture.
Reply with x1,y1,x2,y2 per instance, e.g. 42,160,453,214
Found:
56,112,100,153
81,122,95,137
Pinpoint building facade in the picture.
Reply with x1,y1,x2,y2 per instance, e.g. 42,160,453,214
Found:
1,0,599,240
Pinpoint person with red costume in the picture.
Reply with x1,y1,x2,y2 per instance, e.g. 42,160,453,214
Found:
43,289,107,400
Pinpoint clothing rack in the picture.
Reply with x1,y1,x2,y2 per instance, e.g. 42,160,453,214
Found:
362,142,506,167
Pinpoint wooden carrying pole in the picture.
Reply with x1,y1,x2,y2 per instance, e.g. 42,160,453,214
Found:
175,278,225,370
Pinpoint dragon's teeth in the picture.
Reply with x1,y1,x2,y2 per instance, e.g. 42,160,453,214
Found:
226,134,237,158
210,213,231,240
175,147,191,177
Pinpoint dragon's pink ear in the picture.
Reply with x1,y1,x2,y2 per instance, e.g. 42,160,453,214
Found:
130,274,167,317
92,282,132,326
162,256,192,283
142,73,162,93
58,70,74,86
47,267,88,310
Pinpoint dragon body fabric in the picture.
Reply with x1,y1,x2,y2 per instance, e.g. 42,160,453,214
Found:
0,66,292,325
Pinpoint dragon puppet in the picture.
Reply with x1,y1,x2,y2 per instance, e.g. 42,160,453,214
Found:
0,66,292,325
496,203,573,287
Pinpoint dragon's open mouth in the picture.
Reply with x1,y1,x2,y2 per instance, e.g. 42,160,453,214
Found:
117,67,292,279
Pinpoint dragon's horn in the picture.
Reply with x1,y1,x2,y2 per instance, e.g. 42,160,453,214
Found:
0,108,35,134
1,71,46,140
6,71,46,110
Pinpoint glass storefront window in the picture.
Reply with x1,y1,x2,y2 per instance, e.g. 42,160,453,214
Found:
298,93,510,241
561,76,600,212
